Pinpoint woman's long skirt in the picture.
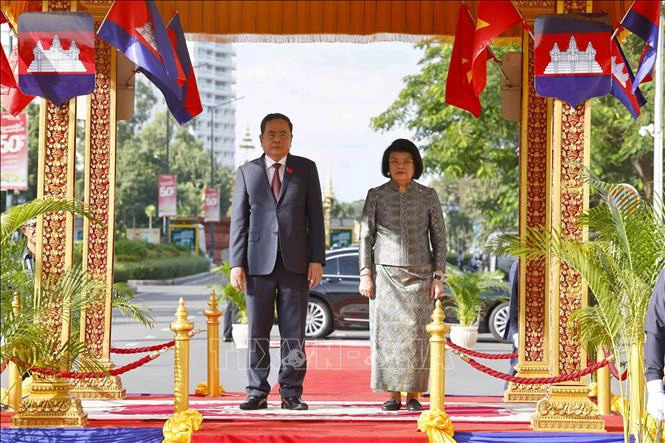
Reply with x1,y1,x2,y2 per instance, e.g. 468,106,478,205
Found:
370,264,433,393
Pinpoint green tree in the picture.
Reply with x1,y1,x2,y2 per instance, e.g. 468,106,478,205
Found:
330,199,365,219
371,43,520,236
115,110,234,228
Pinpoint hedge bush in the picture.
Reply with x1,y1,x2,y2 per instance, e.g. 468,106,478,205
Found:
115,238,189,262
114,255,210,282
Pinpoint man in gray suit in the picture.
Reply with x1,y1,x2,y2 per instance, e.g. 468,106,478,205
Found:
230,113,325,411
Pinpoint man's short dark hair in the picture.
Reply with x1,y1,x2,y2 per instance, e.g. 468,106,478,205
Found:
260,113,293,134
381,138,424,179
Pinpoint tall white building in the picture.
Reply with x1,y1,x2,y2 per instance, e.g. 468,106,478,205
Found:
186,41,236,168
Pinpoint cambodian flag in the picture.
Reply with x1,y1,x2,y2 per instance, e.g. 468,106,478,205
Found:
17,12,95,106
621,0,661,92
97,0,182,101
610,38,646,119
142,12,201,125
534,14,612,107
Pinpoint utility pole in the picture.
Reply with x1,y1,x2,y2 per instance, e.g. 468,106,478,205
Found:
163,112,171,243
654,13,663,220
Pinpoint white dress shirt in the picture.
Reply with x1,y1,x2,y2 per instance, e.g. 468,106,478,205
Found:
265,155,287,184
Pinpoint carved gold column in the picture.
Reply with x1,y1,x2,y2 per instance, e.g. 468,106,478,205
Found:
72,0,125,400
13,0,87,428
532,0,604,432
506,0,555,403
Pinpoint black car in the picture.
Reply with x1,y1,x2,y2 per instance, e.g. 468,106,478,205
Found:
306,247,511,341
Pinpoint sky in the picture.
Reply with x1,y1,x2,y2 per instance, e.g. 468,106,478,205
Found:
233,42,424,202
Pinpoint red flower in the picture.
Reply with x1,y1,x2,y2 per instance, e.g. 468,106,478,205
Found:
286,167,294,174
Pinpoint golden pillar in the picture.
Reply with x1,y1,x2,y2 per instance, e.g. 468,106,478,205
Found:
7,294,22,412
506,0,556,403
426,300,450,410
171,298,194,413
72,0,125,401
13,0,87,428
532,0,605,432
596,346,611,416
204,290,222,397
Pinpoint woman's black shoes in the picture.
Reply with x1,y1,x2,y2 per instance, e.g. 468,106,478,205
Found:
406,398,422,411
381,399,402,411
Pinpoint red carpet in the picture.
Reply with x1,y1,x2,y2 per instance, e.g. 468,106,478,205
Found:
0,342,627,441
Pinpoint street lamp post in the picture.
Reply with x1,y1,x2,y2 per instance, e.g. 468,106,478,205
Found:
207,96,244,263
163,112,170,243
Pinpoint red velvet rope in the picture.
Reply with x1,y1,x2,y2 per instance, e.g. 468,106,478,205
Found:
110,340,175,354
28,351,165,379
608,360,628,381
446,340,518,360
603,350,628,381
457,353,611,384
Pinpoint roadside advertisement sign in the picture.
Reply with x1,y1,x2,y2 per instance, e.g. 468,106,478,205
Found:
158,174,177,217
0,113,29,191
203,187,220,222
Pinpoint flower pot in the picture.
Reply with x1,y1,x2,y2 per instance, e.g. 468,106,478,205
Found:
232,323,249,349
449,325,479,349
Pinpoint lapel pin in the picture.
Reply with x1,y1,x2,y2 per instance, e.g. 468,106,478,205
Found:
286,166,294,174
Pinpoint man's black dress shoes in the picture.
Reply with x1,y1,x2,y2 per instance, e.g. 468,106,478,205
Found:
281,396,308,410
239,396,267,410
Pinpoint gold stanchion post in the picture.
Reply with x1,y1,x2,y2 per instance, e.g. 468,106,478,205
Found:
8,293,22,411
204,289,222,397
171,298,194,413
417,300,455,442
427,299,449,410
596,346,611,415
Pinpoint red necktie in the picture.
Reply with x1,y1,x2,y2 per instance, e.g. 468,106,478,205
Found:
272,163,282,200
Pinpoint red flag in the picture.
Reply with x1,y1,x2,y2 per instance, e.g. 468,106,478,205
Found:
446,4,486,118
471,0,523,94
162,13,203,124
1,48,35,116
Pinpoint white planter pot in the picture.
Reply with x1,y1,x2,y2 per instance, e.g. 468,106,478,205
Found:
232,323,249,349
449,325,479,349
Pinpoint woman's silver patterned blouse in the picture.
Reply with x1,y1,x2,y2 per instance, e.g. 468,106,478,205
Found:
359,180,447,271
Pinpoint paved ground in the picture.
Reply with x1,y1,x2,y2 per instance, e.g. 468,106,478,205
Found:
110,273,517,396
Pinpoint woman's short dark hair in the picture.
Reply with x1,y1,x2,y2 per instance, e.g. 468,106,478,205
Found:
260,113,293,134
381,139,423,179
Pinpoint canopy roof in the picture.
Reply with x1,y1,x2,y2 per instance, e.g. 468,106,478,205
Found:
152,0,633,43
1,1,633,43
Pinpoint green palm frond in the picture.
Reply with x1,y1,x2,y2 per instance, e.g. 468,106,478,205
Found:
111,283,154,328
569,307,614,351
1,197,98,246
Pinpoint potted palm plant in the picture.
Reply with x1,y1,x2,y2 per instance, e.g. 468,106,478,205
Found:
1,197,155,407
445,268,507,349
213,261,248,349
493,177,665,443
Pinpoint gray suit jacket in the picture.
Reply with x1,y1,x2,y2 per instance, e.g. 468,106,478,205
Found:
230,154,326,275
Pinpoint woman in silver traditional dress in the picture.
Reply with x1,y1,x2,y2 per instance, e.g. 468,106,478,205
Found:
359,138,447,411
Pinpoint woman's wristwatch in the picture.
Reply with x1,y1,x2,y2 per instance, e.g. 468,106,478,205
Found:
432,273,443,281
